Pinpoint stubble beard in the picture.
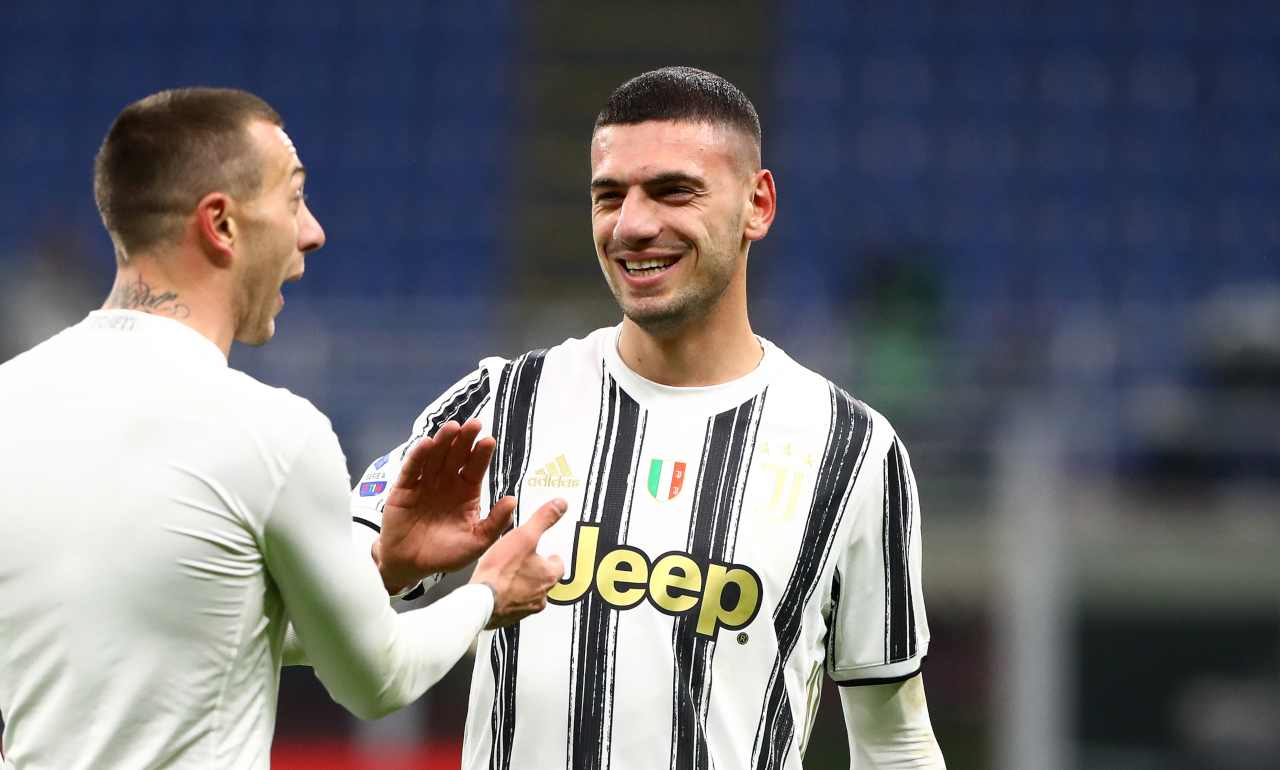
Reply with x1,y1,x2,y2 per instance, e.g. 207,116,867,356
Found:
611,253,736,338
233,246,287,347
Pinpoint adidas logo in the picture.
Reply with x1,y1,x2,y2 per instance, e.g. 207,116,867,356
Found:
527,454,582,489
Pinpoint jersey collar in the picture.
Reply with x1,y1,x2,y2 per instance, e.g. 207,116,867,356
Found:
600,324,775,414
81,310,228,369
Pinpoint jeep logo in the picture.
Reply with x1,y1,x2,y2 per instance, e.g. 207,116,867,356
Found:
547,523,762,638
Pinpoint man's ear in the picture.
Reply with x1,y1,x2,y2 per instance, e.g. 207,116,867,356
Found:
195,192,236,268
743,169,777,242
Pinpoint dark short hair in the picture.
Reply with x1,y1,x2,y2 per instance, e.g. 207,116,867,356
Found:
594,66,761,146
93,87,282,258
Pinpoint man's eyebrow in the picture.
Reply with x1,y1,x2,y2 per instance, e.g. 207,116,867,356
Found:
644,171,706,188
290,165,307,180
589,171,706,189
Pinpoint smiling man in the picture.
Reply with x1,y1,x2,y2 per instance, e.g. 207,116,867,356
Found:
357,68,946,768
0,88,566,770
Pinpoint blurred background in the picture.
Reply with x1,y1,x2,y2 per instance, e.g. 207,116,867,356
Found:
2,1,1277,768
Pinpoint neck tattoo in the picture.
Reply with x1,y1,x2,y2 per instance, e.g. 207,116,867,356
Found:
106,277,191,319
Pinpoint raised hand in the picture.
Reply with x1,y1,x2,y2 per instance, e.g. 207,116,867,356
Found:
471,498,568,629
374,420,516,592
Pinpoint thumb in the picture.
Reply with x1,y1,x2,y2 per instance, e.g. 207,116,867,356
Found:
480,496,517,540
517,498,568,539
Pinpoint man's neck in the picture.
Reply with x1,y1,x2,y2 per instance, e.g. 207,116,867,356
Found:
617,306,762,388
103,264,233,358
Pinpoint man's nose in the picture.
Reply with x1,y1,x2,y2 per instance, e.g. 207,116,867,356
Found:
299,203,325,252
613,189,661,246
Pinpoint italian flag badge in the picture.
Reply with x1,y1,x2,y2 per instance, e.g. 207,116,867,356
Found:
647,459,687,501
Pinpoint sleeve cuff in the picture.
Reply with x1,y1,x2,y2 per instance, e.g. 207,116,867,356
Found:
831,653,927,687
455,582,495,628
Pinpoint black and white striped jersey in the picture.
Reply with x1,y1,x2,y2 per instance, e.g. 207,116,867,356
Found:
351,326,929,770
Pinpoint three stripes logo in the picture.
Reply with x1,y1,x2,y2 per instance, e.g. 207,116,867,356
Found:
646,458,687,501
527,454,582,489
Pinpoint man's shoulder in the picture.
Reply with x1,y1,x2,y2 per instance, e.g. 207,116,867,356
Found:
764,339,899,444
454,327,613,391
479,327,614,372
220,367,331,436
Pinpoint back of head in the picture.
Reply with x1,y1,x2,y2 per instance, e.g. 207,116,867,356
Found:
93,87,282,261
594,66,761,158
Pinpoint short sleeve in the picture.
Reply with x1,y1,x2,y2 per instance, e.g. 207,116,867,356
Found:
825,433,930,685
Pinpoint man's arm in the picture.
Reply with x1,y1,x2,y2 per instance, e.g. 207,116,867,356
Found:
264,418,563,719
840,675,946,768
826,418,942,766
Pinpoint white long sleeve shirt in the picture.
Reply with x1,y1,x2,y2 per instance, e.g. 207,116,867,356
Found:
0,310,491,770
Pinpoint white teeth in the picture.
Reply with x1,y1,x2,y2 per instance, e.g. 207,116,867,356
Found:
624,257,677,273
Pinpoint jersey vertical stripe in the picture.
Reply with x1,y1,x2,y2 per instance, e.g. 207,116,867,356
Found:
669,391,767,770
751,386,872,770
431,330,932,770
883,438,917,663
486,351,546,770
566,375,647,770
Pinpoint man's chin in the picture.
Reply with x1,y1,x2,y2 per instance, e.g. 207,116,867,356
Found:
621,301,694,337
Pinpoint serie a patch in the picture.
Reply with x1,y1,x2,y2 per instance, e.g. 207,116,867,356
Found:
358,480,387,497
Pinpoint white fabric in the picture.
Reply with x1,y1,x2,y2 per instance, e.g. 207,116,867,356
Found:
0,310,492,770
357,326,931,770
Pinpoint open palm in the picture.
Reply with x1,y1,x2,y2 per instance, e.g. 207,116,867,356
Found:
375,420,515,592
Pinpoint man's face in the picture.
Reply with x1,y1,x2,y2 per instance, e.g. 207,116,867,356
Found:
590,120,758,335
231,120,325,346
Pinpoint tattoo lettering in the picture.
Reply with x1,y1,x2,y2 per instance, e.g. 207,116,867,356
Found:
106,278,191,318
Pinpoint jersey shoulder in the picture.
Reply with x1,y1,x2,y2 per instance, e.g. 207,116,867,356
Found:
488,326,613,374
403,329,610,441
219,368,334,449
765,339,901,454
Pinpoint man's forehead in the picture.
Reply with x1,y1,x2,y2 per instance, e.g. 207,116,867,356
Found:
248,120,302,171
275,126,300,163
591,120,753,177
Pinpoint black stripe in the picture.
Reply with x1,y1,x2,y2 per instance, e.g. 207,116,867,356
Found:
401,369,492,459
562,363,612,765
488,625,518,766
825,568,841,666
834,658,926,688
352,516,380,534
568,376,645,770
751,385,872,770
485,351,546,770
883,439,917,663
670,392,766,770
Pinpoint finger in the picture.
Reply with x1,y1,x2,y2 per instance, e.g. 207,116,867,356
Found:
516,498,569,539
419,422,459,485
443,420,483,480
395,436,435,491
479,496,516,541
461,436,496,485
544,554,566,581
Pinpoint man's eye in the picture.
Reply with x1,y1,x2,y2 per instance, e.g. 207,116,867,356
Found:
594,192,621,204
